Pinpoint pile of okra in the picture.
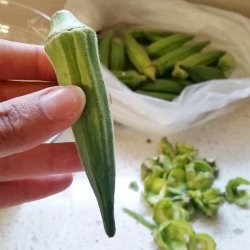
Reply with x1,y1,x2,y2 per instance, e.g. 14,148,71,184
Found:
124,137,250,250
98,27,236,101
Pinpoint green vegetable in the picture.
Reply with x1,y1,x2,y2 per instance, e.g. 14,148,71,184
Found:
123,208,215,250
110,37,125,70
182,65,226,82
124,31,156,80
99,30,114,68
172,50,225,79
136,90,178,101
225,177,250,206
188,233,216,250
138,79,185,94
144,34,166,43
155,220,194,250
141,157,158,180
158,154,174,173
175,142,198,158
185,160,214,191
129,181,139,192
145,34,194,58
130,27,173,40
153,41,210,75
173,142,198,169
218,53,236,72
122,208,155,231
97,26,237,102
45,10,116,237
158,137,175,159
125,136,247,249
172,154,194,169
153,198,189,225
144,176,168,206
189,188,225,217
112,70,147,89
167,168,187,191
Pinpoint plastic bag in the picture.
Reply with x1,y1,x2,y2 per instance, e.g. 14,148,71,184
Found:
65,0,250,134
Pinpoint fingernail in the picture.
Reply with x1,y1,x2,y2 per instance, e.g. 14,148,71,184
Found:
40,86,85,121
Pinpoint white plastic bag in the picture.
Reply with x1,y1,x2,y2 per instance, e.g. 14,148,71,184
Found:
65,0,250,134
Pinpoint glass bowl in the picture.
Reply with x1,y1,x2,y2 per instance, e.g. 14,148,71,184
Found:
0,0,50,44
0,1,60,142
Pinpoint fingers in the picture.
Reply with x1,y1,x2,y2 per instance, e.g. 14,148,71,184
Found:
0,143,83,182
0,39,56,81
0,80,56,102
0,174,73,208
0,86,85,157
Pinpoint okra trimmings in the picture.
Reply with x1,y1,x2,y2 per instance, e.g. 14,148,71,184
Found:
45,10,116,237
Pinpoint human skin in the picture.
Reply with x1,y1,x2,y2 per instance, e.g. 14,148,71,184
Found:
0,39,85,208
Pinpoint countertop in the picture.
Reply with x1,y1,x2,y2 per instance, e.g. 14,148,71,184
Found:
0,1,250,250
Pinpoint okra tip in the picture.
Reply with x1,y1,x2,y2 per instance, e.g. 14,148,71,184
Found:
47,9,87,39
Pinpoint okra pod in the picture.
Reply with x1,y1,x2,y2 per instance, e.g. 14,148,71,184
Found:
217,53,236,72
124,31,156,80
146,34,194,58
112,70,147,89
110,37,125,71
182,65,226,82
172,50,225,79
138,79,184,94
131,27,172,39
153,41,210,75
45,10,116,237
136,90,178,101
99,30,114,68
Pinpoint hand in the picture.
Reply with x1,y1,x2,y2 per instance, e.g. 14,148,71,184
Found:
0,39,85,208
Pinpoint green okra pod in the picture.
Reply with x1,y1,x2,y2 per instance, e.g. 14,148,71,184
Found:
110,37,125,71
136,90,178,101
144,34,165,43
45,10,116,237
182,65,226,82
153,41,210,75
112,70,147,89
172,50,225,79
138,79,185,94
217,53,236,72
145,34,194,58
130,27,172,39
124,31,156,80
99,30,114,68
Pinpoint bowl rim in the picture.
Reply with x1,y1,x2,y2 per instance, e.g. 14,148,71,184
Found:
0,0,50,20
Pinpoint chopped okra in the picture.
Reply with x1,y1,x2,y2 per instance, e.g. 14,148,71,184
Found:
225,177,250,207
126,136,249,249
128,181,139,192
185,160,214,191
188,188,225,217
153,198,189,225
187,233,216,250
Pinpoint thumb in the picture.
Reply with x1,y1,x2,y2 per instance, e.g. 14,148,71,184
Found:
0,85,85,157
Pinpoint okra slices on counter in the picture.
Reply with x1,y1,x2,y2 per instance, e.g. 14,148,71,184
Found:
225,177,250,206
124,136,250,249
45,10,116,237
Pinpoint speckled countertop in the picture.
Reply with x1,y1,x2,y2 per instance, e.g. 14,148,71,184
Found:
0,1,250,250
0,96,250,249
